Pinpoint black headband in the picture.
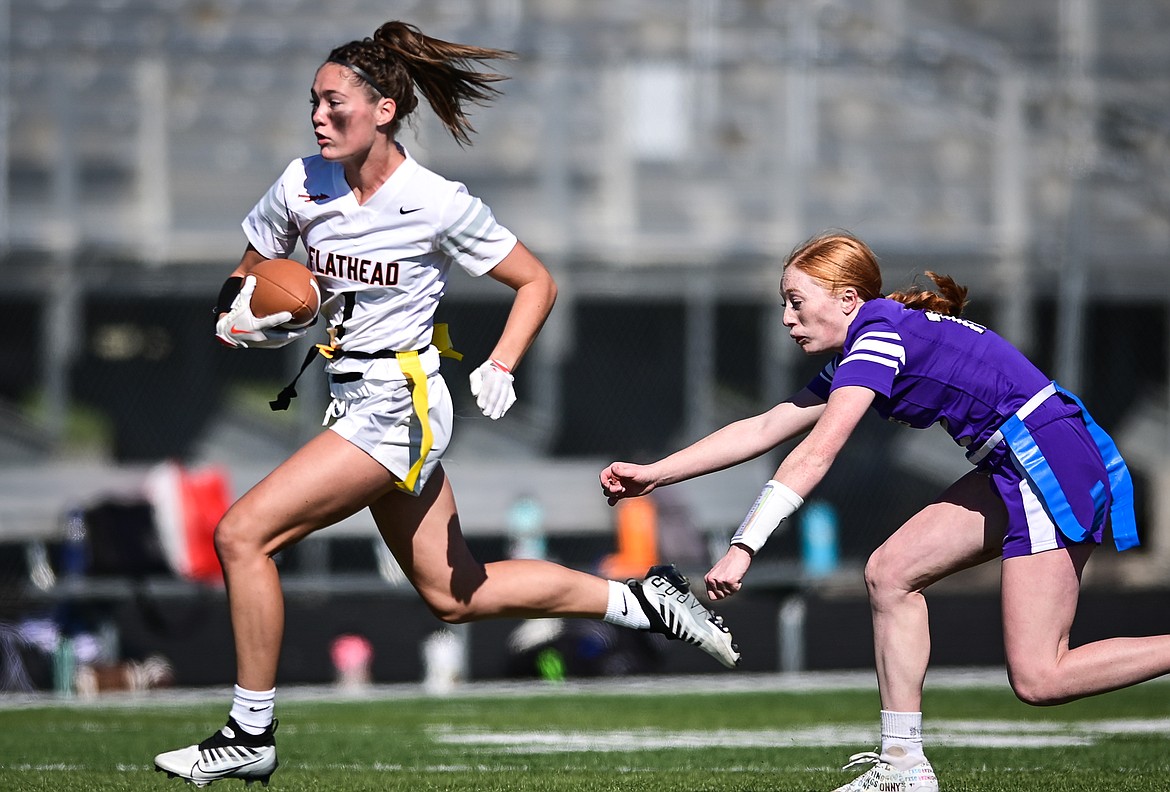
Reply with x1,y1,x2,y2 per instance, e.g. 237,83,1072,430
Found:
328,59,390,98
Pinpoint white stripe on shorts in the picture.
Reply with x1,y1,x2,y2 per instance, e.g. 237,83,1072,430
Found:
1018,475,1059,555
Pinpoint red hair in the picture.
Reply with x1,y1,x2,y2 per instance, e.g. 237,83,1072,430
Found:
784,231,883,301
785,231,968,316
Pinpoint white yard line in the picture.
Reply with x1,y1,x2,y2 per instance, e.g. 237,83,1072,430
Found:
427,717,1170,752
0,667,1019,710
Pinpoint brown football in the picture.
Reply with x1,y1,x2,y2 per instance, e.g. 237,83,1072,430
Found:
248,258,320,328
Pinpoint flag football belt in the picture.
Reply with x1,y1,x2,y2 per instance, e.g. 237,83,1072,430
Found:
269,323,462,409
268,324,462,494
966,381,1138,551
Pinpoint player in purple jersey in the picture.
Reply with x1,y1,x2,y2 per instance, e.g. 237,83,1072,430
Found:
600,231,1167,791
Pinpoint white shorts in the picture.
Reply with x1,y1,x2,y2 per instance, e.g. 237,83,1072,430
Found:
324,369,453,496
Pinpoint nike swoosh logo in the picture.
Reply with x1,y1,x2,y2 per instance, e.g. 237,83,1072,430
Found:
248,706,269,712
621,597,629,616
399,206,424,214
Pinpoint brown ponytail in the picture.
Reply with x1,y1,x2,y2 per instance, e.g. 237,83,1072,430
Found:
886,272,969,317
326,21,514,146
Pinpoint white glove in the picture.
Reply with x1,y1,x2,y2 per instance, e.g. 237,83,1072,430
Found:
469,358,516,420
214,275,303,349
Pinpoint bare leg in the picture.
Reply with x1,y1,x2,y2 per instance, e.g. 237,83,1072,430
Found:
214,431,399,690
865,471,1004,711
371,465,610,622
1002,545,1170,705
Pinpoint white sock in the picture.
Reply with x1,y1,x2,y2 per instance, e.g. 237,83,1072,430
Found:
880,710,925,770
230,685,276,735
602,579,651,630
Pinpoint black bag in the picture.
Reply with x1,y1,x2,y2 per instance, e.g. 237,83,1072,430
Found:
79,499,171,578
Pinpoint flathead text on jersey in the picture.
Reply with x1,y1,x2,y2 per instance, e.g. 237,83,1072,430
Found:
306,244,400,286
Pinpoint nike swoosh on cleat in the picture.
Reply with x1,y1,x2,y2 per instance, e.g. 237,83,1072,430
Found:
194,754,265,778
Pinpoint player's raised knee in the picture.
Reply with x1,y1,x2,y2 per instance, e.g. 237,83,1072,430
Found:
1007,664,1068,706
212,513,249,565
862,546,903,600
419,591,477,624
212,508,273,565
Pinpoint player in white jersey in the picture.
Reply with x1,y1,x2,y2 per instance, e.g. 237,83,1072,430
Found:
154,20,738,788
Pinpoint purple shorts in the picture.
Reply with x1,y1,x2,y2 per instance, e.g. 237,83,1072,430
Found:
986,398,1111,559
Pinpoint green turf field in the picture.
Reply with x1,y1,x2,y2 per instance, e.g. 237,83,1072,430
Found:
2,674,1169,791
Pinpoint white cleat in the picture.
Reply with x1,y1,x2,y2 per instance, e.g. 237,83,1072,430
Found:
154,718,278,788
629,564,741,668
831,751,938,792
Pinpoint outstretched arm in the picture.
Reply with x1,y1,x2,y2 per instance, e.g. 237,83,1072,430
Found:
599,388,828,504
771,384,874,497
705,384,875,600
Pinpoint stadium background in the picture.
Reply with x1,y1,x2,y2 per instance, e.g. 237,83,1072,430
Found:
0,0,1167,690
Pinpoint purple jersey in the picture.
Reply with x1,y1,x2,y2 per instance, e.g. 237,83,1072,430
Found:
803,298,1139,558
804,299,1069,459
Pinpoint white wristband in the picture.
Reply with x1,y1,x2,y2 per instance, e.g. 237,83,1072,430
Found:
730,480,804,554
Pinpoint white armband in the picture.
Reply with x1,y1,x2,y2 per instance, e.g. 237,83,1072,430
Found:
730,480,804,554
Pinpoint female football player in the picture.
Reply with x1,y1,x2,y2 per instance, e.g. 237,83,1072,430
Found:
600,230,1170,791
154,21,738,787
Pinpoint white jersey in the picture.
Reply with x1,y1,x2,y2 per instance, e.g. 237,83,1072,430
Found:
241,147,517,377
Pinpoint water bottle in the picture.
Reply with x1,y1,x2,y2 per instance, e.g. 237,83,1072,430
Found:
60,507,88,579
800,500,839,578
53,635,75,698
507,497,546,560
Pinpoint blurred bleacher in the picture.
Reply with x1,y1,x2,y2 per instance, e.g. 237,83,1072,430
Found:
1,0,1168,596
6,0,1168,276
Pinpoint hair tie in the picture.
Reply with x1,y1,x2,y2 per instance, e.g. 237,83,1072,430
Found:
328,59,390,98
